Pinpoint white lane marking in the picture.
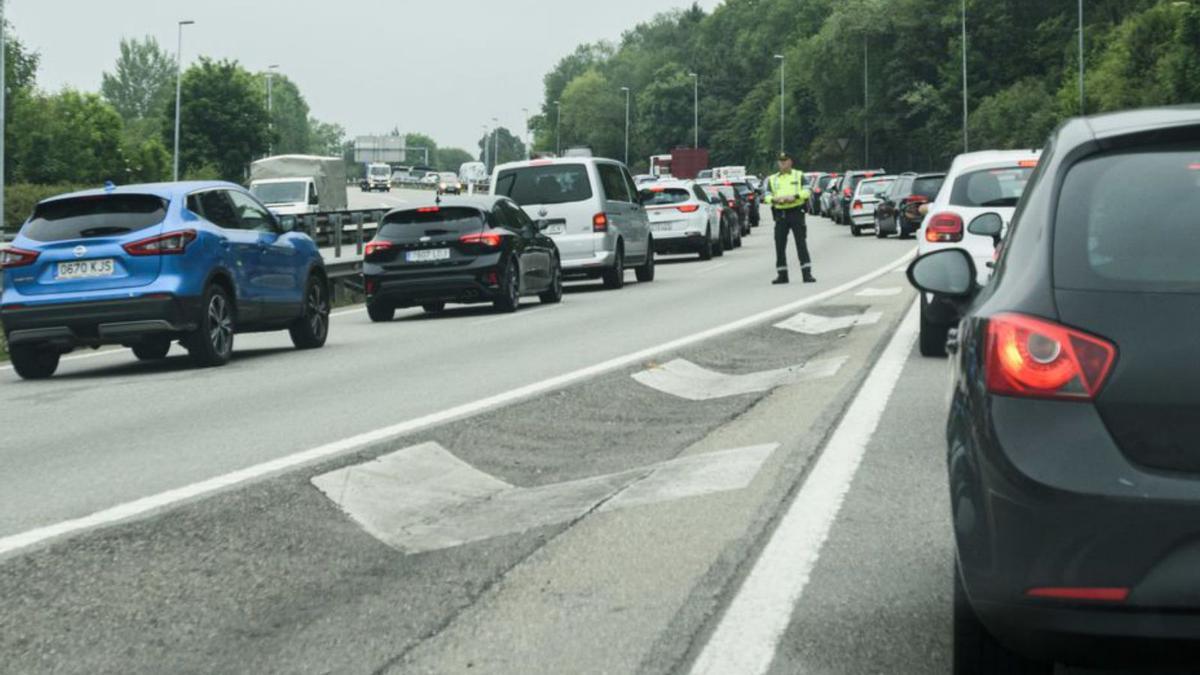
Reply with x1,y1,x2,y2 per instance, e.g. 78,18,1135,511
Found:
312,442,778,554
855,287,902,297
0,250,913,558
632,357,846,401
774,310,882,335
690,301,919,675
693,262,730,275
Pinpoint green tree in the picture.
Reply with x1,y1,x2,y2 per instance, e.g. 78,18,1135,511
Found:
101,37,175,123
1083,1,1200,112
164,58,270,181
9,90,125,185
404,133,438,166
307,118,345,156
477,127,526,167
436,148,475,172
257,72,310,154
557,69,623,159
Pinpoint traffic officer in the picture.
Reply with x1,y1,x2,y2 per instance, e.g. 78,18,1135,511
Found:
764,152,815,284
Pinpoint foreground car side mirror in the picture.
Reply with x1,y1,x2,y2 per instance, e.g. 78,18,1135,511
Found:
967,212,1003,246
277,215,297,233
907,248,978,299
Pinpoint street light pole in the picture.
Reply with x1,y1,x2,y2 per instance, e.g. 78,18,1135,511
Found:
961,0,969,152
863,39,869,167
173,19,195,181
1,0,7,235
1078,0,1085,114
482,124,489,171
774,55,785,154
688,73,698,149
620,87,630,164
492,117,500,169
522,107,530,159
266,64,279,156
554,100,561,156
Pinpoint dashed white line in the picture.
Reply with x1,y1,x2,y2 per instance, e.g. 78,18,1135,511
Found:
689,300,919,675
693,262,730,275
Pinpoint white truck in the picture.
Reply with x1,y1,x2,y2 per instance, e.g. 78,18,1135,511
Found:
248,155,348,216
459,161,488,190
364,163,392,192
713,166,747,180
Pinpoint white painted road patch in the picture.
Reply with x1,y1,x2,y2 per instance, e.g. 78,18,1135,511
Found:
690,301,919,675
312,442,779,554
855,287,903,297
632,357,846,401
773,310,882,335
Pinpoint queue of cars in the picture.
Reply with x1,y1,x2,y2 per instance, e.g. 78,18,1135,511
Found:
0,155,765,380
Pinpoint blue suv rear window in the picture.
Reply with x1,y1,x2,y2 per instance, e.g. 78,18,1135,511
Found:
24,194,168,242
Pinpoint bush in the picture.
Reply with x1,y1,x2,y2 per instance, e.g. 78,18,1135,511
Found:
4,183,87,233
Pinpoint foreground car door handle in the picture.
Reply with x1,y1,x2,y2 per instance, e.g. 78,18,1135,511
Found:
946,327,960,355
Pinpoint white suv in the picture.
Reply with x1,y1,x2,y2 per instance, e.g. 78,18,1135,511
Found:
492,157,654,289
915,149,1041,356
637,180,726,260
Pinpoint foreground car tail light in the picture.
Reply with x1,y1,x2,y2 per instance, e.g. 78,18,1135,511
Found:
852,200,863,210
364,240,394,259
843,188,852,197
123,230,196,256
925,213,963,242
0,247,40,269
985,313,1117,400
1026,587,1128,602
593,213,608,232
459,232,503,248
677,204,700,213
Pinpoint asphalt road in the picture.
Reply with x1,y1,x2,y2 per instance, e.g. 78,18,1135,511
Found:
0,206,1162,673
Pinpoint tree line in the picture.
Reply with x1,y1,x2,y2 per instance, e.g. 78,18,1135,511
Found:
528,0,1200,174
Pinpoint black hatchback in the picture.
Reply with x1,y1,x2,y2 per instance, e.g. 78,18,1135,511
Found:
909,106,1200,672
362,196,562,321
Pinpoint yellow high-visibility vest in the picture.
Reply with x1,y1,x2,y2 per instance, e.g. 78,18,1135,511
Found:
766,170,810,209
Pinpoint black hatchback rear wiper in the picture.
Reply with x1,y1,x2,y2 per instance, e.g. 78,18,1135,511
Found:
79,226,132,238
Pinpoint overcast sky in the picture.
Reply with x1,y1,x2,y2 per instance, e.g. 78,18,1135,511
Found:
11,0,721,151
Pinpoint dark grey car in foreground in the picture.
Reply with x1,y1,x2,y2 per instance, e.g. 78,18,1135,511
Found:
910,105,1200,673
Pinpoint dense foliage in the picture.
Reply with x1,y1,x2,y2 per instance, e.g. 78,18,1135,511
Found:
531,0,1199,173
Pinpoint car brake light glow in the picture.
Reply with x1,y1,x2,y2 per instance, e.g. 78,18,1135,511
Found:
864,172,876,178
364,240,394,258
843,188,852,197
1189,162,1200,170
649,186,666,192
592,213,608,232
677,204,700,213
727,200,736,208
985,313,1117,400
123,229,196,256
530,159,553,166
1018,159,1039,168
924,212,963,243
1026,587,1128,602
0,247,40,269
417,206,440,213
459,232,503,248
853,200,863,210
747,194,756,201
906,195,929,204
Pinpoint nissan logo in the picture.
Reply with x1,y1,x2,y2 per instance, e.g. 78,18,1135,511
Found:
73,245,87,258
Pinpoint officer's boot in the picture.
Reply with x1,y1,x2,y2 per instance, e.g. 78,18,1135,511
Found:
802,266,817,283
772,271,789,285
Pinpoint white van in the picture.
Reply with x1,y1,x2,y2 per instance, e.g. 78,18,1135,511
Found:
491,157,654,289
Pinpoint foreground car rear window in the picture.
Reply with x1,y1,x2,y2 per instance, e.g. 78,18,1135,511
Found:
494,164,593,206
949,166,1032,207
378,208,485,238
23,194,168,242
640,188,690,205
1055,145,1200,292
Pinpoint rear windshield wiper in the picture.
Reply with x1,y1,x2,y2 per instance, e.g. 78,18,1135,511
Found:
978,198,1018,207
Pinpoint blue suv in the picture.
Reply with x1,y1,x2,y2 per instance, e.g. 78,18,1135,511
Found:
0,182,331,379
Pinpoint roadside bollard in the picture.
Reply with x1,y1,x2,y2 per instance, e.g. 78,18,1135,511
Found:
354,213,365,255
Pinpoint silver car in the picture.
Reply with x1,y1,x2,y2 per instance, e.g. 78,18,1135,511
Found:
491,157,654,289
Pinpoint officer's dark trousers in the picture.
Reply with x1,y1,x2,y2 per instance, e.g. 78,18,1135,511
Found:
773,207,811,274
